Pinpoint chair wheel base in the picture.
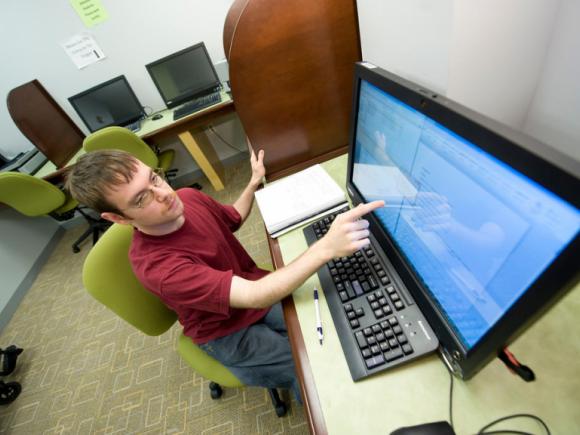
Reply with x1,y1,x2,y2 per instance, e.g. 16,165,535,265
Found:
268,388,287,417
72,246,81,253
275,403,287,417
209,382,223,399
0,381,22,405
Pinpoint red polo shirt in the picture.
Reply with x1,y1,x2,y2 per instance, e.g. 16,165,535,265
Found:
129,188,269,344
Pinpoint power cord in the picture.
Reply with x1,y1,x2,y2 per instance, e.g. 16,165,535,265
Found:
447,369,550,435
207,125,246,153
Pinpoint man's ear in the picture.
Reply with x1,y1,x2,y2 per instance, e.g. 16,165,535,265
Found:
101,212,132,225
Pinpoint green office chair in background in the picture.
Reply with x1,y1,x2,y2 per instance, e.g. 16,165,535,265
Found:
82,224,288,417
83,126,176,176
0,172,109,253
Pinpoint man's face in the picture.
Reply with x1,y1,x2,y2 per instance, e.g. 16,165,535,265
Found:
102,160,184,233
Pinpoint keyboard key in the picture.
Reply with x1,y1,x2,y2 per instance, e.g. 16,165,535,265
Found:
376,332,386,342
344,303,353,312
355,331,368,349
371,324,381,334
394,300,405,310
352,280,364,296
388,317,398,326
363,327,373,336
380,342,389,352
384,347,403,362
355,307,365,317
397,334,408,344
393,325,403,335
350,319,360,329
374,309,384,319
402,343,413,355
367,336,377,346
362,348,372,358
339,291,349,302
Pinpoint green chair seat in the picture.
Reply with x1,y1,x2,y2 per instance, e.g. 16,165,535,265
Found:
157,149,176,172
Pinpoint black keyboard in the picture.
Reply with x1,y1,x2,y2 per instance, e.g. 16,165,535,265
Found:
303,207,439,381
173,92,222,120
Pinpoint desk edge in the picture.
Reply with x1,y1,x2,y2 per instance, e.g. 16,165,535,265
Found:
268,234,328,435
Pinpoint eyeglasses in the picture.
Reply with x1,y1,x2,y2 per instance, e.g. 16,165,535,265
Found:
129,168,167,209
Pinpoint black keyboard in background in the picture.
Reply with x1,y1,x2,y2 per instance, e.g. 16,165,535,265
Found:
173,92,222,120
303,207,439,381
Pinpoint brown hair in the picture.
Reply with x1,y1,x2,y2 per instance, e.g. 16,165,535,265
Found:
65,150,139,215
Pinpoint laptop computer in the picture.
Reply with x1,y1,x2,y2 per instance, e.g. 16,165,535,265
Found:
303,63,579,381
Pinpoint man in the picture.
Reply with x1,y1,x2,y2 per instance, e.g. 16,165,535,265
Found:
66,148,383,401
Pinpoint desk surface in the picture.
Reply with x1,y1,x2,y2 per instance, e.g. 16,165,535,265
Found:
34,89,234,181
272,155,580,434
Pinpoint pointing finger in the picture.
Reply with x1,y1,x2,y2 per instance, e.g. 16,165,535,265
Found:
344,200,384,221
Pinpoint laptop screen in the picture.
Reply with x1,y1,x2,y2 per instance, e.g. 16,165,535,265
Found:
352,80,580,349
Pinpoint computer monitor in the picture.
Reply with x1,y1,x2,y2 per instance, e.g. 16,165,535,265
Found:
68,76,144,133
145,42,221,109
347,63,579,379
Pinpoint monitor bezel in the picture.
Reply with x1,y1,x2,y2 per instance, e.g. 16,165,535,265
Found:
145,42,221,109
346,62,580,379
68,75,144,133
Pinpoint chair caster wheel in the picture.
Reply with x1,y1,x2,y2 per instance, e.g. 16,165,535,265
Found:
0,381,22,405
275,403,287,417
209,382,222,399
72,246,80,253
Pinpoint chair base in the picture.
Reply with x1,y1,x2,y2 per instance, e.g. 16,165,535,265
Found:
72,208,111,253
208,382,287,417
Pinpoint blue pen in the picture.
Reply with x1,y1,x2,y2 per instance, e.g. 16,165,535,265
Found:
313,288,324,345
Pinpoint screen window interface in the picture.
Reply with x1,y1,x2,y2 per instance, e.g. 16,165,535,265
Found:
353,81,580,349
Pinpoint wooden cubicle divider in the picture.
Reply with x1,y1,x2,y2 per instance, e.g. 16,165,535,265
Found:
7,80,84,169
224,0,361,181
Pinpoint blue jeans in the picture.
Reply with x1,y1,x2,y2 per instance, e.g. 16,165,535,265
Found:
199,303,301,403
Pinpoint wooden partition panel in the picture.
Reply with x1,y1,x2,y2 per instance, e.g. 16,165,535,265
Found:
224,0,361,180
7,80,84,169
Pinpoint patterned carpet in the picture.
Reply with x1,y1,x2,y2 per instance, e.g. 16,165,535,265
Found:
0,157,309,434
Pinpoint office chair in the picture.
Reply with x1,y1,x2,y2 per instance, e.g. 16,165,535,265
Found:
83,126,176,177
82,223,288,417
0,172,110,253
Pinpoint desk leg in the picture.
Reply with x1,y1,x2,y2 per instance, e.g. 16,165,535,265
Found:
177,129,225,191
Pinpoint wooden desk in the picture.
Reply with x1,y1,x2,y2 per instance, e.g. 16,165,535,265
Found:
36,89,234,190
268,155,580,435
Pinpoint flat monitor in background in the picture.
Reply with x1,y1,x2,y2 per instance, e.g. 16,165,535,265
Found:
68,75,145,133
145,42,222,119
347,63,579,379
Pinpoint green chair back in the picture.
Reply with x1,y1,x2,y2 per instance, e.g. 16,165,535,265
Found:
82,223,177,335
82,223,243,387
83,126,159,168
0,172,66,216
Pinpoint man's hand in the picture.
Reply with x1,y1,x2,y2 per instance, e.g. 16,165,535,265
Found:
316,200,385,260
249,146,265,188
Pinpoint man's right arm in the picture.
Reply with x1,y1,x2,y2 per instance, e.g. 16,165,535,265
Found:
229,201,384,309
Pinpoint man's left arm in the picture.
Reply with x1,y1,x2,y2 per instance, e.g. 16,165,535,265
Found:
232,147,265,223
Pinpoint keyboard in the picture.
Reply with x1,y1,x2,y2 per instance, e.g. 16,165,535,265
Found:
125,119,141,133
303,206,439,381
173,92,222,120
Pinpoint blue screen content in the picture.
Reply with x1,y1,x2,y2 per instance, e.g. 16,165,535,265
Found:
353,80,580,349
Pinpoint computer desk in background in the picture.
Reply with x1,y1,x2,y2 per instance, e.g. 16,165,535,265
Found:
36,88,235,191
267,154,580,435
